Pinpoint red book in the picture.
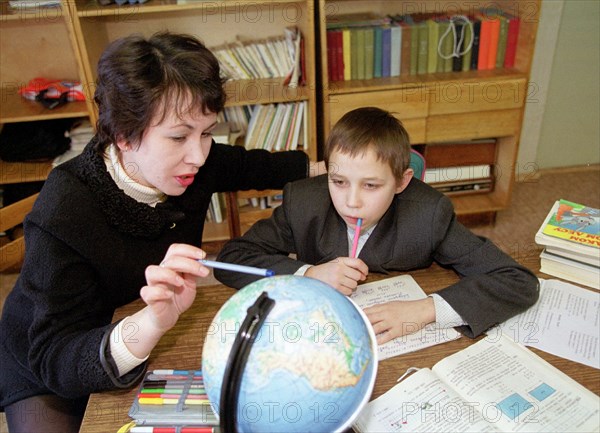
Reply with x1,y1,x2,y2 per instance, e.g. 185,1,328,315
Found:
335,30,345,81
326,30,338,81
477,17,492,70
503,15,521,68
299,36,306,85
486,16,501,69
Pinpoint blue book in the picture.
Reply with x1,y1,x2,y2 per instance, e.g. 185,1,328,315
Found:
381,26,392,77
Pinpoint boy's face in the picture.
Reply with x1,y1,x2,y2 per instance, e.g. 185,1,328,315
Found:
328,147,412,232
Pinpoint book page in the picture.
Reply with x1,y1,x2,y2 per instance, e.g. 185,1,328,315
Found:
350,275,461,360
433,335,600,432
498,278,599,368
353,368,498,432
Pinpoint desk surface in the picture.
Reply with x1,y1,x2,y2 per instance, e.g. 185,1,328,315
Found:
79,254,599,433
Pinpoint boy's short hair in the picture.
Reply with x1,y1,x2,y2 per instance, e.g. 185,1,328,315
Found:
324,107,411,180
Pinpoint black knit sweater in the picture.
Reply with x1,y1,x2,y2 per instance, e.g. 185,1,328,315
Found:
0,139,308,408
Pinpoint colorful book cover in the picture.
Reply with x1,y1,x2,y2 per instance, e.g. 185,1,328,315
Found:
416,21,429,75
486,16,501,69
342,28,352,80
504,14,520,68
390,23,402,77
495,14,509,68
373,26,383,78
381,26,392,77
470,18,481,70
400,22,412,75
364,26,375,79
542,199,600,249
426,18,438,73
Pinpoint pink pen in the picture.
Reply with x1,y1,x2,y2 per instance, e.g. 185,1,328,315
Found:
351,218,362,258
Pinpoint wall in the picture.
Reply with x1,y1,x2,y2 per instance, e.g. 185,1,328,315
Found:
525,0,600,170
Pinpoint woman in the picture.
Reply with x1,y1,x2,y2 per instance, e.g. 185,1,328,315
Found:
0,32,319,432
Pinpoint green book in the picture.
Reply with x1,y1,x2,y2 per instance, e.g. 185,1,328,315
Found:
426,19,438,73
364,27,375,79
350,28,360,80
416,22,429,75
436,21,450,73
373,26,383,78
462,21,473,72
356,27,366,80
495,15,509,68
410,21,419,75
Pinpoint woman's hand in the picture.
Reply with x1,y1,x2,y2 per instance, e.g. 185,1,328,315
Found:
140,244,210,333
305,257,368,295
122,244,211,359
364,298,436,344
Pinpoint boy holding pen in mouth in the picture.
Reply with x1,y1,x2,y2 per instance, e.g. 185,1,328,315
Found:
215,107,539,343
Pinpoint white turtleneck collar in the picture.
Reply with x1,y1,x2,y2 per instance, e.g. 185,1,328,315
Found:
104,144,166,208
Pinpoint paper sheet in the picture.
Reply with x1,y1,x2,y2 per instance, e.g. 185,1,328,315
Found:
497,278,600,369
351,275,461,361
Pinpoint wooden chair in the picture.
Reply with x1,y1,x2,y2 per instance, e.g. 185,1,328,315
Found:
0,193,38,272
226,189,281,239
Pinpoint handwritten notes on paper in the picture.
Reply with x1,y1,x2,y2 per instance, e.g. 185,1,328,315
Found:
350,275,461,361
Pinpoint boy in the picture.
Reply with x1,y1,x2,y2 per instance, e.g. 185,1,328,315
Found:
215,107,539,342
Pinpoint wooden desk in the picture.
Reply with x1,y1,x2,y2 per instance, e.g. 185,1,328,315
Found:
79,254,599,433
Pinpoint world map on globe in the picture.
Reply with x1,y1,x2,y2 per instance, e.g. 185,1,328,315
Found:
202,275,377,433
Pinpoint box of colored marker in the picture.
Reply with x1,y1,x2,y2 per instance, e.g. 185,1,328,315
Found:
128,369,218,426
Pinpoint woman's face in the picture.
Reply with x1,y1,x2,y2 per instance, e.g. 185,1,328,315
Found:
118,105,218,196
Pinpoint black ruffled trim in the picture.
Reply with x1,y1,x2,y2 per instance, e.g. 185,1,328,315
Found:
72,139,185,239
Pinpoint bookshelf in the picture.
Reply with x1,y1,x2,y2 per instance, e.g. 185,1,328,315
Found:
317,0,540,221
1,0,317,243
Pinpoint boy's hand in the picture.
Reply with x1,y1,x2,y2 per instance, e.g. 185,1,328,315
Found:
364,298,436,344
305,257,368,295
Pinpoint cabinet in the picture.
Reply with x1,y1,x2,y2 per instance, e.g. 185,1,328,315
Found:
317,0,540,220
1,0,317,244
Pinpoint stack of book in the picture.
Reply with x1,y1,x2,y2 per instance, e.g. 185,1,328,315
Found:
535,199,600,289
325,8,520,81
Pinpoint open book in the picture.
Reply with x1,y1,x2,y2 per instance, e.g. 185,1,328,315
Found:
353,335,599,432
350,275,461,361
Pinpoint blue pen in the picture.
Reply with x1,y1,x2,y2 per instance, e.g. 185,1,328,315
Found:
200,259,274,277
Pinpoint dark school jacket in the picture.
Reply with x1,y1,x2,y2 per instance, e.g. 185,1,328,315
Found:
216,175,539,338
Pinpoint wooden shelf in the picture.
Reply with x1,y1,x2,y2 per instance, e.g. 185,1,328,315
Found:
0,93,88,123
73,0,303,17
318,0,540,219
0,160,52,184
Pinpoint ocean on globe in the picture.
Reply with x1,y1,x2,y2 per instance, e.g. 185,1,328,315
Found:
202,275,377,433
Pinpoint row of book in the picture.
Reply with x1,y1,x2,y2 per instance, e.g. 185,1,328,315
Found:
420,138,496,197
326,9,520,81
535,199,600,289
243,101,307,152
211,26,304,87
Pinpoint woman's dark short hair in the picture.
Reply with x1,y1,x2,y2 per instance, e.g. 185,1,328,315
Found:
324,107,411,180
93,31,226,153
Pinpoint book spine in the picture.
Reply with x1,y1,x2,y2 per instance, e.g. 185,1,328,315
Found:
342,29,352,80
503,16,520,68
373,26,383,78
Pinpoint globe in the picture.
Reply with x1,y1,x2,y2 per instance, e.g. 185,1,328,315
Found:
202,275,377,433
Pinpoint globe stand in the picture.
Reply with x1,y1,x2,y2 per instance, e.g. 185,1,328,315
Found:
220,291,275,433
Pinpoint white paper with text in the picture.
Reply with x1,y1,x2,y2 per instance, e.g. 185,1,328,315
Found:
498,278,599,369
350,275,461,361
